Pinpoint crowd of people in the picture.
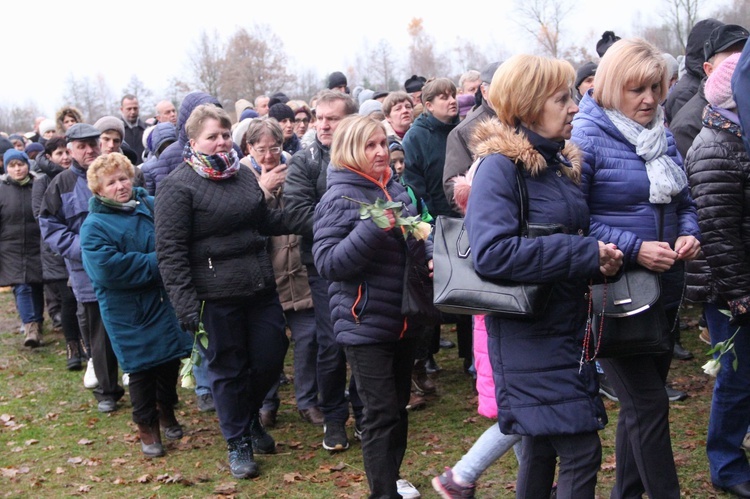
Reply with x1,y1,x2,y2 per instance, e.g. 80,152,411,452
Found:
2,19,750,499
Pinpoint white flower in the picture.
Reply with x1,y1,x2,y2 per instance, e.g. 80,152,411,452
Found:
181,372,196,389
702,359,721,377
412,221,432,241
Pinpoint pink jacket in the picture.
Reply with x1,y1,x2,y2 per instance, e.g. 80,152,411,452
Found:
474,315,497,418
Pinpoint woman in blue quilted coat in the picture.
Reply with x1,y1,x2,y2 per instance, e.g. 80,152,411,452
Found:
572,38,701,499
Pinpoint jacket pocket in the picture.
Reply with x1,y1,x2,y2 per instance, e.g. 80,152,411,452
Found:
351,282,369,325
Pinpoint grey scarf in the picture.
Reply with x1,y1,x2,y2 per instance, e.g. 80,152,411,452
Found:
604,106,688,204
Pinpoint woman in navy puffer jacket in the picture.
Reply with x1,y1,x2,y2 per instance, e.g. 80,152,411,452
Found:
464,55,622,499
314,115,430,499
572,38,701,499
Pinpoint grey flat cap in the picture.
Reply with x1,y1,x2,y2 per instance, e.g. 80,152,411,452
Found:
65,123,101,142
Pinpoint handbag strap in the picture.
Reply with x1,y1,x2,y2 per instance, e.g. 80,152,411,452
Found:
513,162,530,237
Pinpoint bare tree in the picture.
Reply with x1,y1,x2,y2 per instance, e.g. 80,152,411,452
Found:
188,30,224,98
163,77,193,111
0,103,42,133
219,25,294,110
662,0,703,54
514,0,573,58
406,18,450,78
122,75,154,118
288,68,322,103
712,0,750,29
451,37,490,77
362,39,400,91
63,75,110,123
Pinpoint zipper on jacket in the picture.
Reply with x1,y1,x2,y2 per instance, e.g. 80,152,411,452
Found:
351,283,368,325
208,257,216,277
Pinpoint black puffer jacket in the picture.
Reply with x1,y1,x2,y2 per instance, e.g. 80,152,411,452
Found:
31,164,69,282
0,173,43,285
155,163,288,321
685,111,750,316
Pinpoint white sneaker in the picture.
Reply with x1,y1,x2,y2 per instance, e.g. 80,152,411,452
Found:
122,373,129,387
83,358,99,389
397,478,421,498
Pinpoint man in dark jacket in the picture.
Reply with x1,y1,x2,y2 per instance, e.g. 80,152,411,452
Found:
672,24,748,160
39,124,124,412
443,62,500,213
282,90,359,450
120,94,147,164
665,19,724,123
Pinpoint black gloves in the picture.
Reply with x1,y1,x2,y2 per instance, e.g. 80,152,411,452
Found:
180,311,201,334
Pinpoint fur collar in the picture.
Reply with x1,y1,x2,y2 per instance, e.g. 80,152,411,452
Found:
469,117,582,184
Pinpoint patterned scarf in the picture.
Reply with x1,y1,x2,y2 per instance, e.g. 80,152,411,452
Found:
702,105,742,139
183,144,240,180
95,193,138,213
604,106,688,204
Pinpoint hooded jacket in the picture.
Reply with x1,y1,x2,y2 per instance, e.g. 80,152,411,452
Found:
313,165,432,346
572,93,700,308
401,111,459,218
665,18,724,122
0,172,43,286
464,119,606,437
81,187,192,373
141,92,221,195
685,109,750,317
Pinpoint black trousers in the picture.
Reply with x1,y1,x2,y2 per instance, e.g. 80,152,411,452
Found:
515,431,601,499
598,308,680,498
80,302,123,403
345,339,414,499
200,293,289,442
49,280,81,345
129,358,180,425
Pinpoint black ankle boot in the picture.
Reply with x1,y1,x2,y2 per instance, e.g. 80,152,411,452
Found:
66,340,83,371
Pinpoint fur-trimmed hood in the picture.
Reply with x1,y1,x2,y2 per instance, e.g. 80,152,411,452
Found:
452,118,582,213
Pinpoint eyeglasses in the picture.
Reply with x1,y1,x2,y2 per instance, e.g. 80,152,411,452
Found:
295,118,310,124
252,146,281,155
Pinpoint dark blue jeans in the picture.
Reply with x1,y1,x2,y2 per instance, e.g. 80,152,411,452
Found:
309,274,361,423
705,303,750,488
345,339,414,499
200,293,288,442
13,283,44,323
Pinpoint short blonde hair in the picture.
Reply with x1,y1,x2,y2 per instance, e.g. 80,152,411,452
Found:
593,38,669,110
185,105,232,141
330,115,386,172
87,153,135,195
489,54,575,127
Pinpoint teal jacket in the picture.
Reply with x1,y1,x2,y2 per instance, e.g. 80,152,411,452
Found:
81,187,191,373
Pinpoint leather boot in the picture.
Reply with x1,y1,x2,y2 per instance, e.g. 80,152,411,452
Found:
157,403,183,440
137,422,165,457
672,326,693,361
412,359,436,395
66,340,83,371
23,322,41,348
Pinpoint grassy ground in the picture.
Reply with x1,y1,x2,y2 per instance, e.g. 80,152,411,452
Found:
0,289,728,498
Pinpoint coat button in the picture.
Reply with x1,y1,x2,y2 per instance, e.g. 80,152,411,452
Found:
578,229,584,236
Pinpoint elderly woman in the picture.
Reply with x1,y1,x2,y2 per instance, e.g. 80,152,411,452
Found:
463,54,623,498
572,38,701,498
240,119,319,428
685,53,750,497
55,106,83,134
0,150,45,348
80,153,191,458
155,105,289,479
313,115,426,499
381,91,414,144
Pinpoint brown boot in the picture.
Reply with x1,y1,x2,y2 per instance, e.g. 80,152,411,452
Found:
23,322,42,348
412,359,436,395
157,403,183,440
406,391,426,411
137,422,164,457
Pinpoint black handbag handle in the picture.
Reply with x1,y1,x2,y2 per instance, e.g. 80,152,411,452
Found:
513,162,530,238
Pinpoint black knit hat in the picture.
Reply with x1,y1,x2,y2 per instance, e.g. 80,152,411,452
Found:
268,103,295,122
596,31,621,57
575,62,598,90
268,92,290,107
704,24,749,61
327,71,347,89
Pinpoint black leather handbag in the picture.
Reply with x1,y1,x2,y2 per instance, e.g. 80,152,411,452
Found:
432,160,565,319
589,268,672,358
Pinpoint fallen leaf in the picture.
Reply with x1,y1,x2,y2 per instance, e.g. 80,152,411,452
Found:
284,472,303,483
137,474,152,483
78,484,91,493
214,481,238,494
331,462,347,472
78,439,93,446
112,478,127,485
24,439,39,446
55,467,65,474
68,457,83,464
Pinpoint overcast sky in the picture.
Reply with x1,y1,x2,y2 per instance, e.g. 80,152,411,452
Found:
4,0,716,119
